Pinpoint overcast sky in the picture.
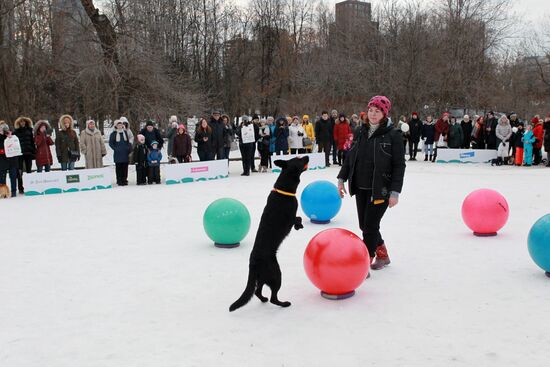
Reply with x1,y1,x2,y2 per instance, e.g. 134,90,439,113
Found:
233,0,550,23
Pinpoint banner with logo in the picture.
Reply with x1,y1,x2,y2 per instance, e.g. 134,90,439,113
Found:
436,149,497,163
271,153,326,173
23,167,113,196
165,159,229,185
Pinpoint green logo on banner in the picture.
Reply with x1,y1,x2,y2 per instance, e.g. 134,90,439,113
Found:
66,175,80,183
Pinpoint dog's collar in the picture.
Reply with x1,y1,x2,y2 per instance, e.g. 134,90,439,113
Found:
272,188,296,197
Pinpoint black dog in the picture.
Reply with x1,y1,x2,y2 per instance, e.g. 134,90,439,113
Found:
229,156,309,312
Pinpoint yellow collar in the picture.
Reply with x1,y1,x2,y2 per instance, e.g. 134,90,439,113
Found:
272,188,296,197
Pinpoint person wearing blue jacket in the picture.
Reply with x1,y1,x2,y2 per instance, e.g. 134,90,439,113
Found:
147,141,163,184
522,125,536,166
109,120,132,186
274,117,289,155
268,116,276,168
421,115,436,161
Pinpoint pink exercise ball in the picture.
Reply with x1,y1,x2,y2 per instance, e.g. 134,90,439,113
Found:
461,189,509,236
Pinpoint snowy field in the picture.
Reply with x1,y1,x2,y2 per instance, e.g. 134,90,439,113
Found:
1,161,550,367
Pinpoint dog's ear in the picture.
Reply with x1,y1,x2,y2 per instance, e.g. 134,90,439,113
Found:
274,160,288,169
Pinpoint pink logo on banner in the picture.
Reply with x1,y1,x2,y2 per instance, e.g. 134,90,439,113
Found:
191,166,209,173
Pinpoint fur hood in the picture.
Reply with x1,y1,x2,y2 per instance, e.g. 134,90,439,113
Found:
14,117,33,129
83,127,102,136
58,115,74,131
33,120,52,134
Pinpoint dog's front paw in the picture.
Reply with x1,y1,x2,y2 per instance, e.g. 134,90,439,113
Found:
294,216,304,230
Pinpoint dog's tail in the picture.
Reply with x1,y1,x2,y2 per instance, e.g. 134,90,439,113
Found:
229,268,256,312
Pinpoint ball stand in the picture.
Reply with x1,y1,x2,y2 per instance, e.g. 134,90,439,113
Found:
311,219,331,225
473,232,497,237
215,243,240,248
321,290,356,300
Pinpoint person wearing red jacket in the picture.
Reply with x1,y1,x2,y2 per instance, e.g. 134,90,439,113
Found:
532,116,544,165
34,120,54,172
432,112,450,162
333,113,352,166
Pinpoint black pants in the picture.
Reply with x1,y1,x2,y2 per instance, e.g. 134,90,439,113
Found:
19,155,33,173
462,136,472,149
241,143,255,174
408,139,419,158
115,163,129,185
260,146,270,167
533,147,542,165
355,189,388,258
331,139,337,163
136,165,147,184
290,148,306,155
318,140,331,166
148,166,161,184
337,149,345,165
214,147,225,160
198,150,212,161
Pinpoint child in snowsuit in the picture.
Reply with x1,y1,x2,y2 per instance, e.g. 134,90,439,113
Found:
522,125,536,166
512,124,524,166
134,134,148,185
147,140,163,184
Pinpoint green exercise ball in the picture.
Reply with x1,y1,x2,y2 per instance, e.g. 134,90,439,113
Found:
203,198,251,248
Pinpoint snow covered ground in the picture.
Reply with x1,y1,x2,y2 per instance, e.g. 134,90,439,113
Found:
1,161,549,367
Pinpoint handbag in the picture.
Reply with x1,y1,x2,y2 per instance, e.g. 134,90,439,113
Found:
68,149,81,162
302,137,312,146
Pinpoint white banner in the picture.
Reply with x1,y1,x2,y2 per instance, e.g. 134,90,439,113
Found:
23,167,113,196
4,136,22,158
165,159,229,185
271,153,326,172
436,149,497,163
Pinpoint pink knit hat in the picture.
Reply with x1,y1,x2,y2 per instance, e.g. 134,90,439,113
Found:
368,96,392,116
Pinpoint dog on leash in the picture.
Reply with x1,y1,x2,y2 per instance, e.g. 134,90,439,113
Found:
0,184,10,198
229,156,309,312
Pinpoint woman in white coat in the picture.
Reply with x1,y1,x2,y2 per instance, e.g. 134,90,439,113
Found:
288,116,305,154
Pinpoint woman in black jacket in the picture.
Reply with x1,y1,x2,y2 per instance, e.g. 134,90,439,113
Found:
195,118,214,161
14,117,35,194
337,96,406,271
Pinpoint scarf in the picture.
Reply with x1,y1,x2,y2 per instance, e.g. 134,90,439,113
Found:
115,128,127,142
368,123,380,138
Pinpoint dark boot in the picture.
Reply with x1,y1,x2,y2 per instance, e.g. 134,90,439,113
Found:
424,155,428,161
371,244,391,270
429,155,433,162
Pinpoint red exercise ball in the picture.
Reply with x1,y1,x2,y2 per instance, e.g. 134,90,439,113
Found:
461,188,509,236
303,228,370,299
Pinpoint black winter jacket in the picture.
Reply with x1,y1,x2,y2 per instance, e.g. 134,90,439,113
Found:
315,118,332,143
337,123,406,200
209,118,225,151
408,118,423,141
139,128,163,150
14,126,36,157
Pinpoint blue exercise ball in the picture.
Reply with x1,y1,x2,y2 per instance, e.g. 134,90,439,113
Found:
300,180,342,224
528,214,550,274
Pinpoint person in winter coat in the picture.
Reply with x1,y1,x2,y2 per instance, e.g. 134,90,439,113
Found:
543,115,550,167
330,109,338,164
119,117,134,145
350,114,361,131
495,115,512,165
408,112,422,161
512,123,525,166
222,114,234,160
14,117,35,175
433,112,450,162
288,116,306,155
302,115,315,153
34,120,54,172
315,111,332,166
173,124,192,163
337,96,406,271
147,141,162,184
485,111,498,149
460,115,473,149
471,116,486,150
80,120,106,169
334,114,352,166
258,118,271,172
237,116,259,176
0,122,21,197
522,124,536,166
109,120,132,185
209,111,225,160
56,114,80,171
274,117,289,156
166,116,178,158
267,116,276,168
448,117,464,149
396,115,409,151
140,121,163,151
13,117,35,194
508,113,521,158
532,117,544,165
195,118,214,162
421,116,436,161
133,134,148,185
